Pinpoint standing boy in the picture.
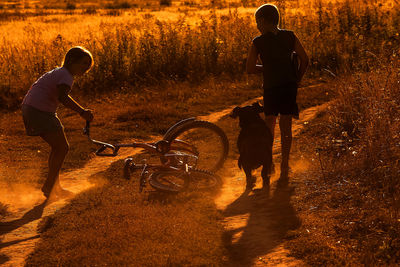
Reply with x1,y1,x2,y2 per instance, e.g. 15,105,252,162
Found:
246,4,309,178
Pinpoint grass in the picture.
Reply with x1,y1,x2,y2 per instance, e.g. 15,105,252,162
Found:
2,0,400,264
0,202,8,219
20,78,333,266
16,78,332,266
0,73,326,193
1,1,400,109
286,58,400,265
0,76,262,203
26,161,226,266
2,76,265,266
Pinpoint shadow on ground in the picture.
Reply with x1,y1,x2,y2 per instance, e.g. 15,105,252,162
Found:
0,201,46,237
0,201,47,265
0,253,10,265
223,175,300,266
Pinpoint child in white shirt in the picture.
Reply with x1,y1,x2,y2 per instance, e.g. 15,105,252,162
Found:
22,46,94,199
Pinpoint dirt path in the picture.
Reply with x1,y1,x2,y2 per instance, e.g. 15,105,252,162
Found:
201,100,328,266
0,89,327,266
0,145,144,266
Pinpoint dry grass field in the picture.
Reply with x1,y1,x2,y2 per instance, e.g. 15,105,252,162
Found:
1,0,399,109
1,0,400,265
287,61,400,265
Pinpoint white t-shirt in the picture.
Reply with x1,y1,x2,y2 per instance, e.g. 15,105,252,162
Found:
22,67,74,113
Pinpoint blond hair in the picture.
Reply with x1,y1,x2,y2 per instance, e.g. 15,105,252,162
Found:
62,46,94,70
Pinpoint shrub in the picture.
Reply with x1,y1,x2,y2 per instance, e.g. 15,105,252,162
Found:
105,1,132,9
83,6,97,15
0,202,8,219
160,0,172,6
1,1,400,110
182,1,195,6
105,9,122,16
66,3,76,10
304,58,400,264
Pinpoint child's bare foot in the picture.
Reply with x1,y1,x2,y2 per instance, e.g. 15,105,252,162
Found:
54,187,75,199
41,185,52,198
43,185,74,201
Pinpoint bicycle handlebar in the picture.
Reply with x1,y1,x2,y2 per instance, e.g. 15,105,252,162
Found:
84,121,165,157
84,121,120,156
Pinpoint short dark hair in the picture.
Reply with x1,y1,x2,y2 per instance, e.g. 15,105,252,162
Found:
255,4,280,26
63,46,93,69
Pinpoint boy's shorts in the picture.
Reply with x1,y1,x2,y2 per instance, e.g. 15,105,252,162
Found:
22,104,64,136
263,83,299,119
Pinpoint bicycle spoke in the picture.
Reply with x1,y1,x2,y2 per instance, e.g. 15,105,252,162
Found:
164,121,229,172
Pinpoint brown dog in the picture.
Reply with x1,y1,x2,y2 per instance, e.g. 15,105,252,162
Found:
230,102,273,189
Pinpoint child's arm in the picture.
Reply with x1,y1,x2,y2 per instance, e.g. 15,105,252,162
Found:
57,84,94,121
294,35,309,82
246,43,263,74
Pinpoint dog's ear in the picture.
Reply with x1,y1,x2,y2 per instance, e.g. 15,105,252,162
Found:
252,102,264,113
230,106,240,118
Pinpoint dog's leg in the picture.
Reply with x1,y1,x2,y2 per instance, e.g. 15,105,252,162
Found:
261,152,273,188
244,167,255,190
261,166,270,188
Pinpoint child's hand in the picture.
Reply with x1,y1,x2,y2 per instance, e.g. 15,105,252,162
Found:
80,109,94,122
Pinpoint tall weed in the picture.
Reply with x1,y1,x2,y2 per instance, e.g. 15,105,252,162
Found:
315,56,400,263
1,1,400,109
0,202,8,219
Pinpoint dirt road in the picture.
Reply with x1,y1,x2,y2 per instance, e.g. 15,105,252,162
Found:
203,99,328,266
0,93,327,266
0,146,145,266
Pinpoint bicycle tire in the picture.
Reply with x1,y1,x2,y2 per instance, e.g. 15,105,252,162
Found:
187,169,222,191
148,170,190,193
163,120,229,172
149,169,221,193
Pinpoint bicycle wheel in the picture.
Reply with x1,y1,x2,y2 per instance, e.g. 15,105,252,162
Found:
149,170,190,193
163,120,229,172
188,169,222,191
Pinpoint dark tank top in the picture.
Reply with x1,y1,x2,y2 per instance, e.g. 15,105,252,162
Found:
252,29,297,90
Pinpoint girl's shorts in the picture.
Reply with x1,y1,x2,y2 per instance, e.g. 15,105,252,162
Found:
263,83,299,119
22,104,64,136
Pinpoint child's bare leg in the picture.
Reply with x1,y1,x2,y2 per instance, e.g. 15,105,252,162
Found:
47,149,60,187
265,115,277,172
279,115,293,173
265,115,276,138
40,130,69,196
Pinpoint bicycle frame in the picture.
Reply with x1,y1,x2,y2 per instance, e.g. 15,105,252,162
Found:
126,160,191,192
83,121,199,158
83,118,225,193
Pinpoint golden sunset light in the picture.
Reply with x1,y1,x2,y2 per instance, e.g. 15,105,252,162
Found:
1,0,399,266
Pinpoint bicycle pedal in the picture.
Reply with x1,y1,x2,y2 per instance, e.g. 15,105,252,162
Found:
139,180,146,192
129,162,136,171
124,158,137,171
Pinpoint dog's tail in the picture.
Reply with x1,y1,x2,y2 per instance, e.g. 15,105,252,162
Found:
238,156,242,170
